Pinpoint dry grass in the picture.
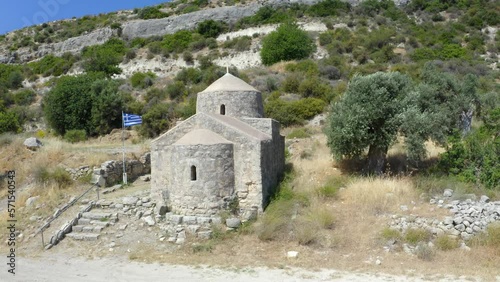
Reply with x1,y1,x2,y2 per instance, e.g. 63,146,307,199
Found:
340,177,419,215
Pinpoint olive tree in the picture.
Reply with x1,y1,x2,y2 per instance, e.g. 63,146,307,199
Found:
326,64,479,174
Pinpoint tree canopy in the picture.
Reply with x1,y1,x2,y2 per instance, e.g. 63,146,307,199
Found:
43,73,125,136
326,65,479,174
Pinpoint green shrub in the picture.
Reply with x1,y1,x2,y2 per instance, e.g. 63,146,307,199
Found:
51,167,73,189
64,129,87,143
175,68,202,84
139,103,171,138
30,54,74,77
130,72,156,89
183,51,194,64
265,95,326,126
138,6,169,19
281,74,301,93
306,0,350,17
162,30,194,54
82,38,126,76
261,22,315,66
0,111,21,134
223,36,252,51
434,235,459,251
197,20,226,38
166,81,186,100
380,227,402,241
34,166,51,185
13,89,36,105
298,77,331,99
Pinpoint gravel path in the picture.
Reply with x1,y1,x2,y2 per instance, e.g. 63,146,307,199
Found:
5,254,468,282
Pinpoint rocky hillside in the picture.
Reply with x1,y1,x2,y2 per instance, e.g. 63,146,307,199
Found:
0,0,415,64
0,0,497,138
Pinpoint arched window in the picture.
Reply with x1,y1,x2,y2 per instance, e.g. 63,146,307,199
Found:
190,165,197,181
220,104,226,115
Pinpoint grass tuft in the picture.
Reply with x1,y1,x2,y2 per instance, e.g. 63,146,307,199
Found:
405,228,432,245
434,235,459,251
416,242,435,261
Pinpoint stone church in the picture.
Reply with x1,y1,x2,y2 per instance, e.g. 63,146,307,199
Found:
151,73,285,219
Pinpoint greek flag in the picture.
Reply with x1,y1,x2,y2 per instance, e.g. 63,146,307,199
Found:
123,113,142,127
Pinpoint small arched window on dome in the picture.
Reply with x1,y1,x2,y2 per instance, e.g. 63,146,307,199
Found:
190,165,197,181
220,104,226,115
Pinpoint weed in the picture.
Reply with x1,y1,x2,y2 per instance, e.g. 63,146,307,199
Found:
416,242,435,261
405,228,432,245
287,127,311,139
293,218,320,245
470,223,500,250
380,227,402,241
192,242,214,253
51,167,73,189
434,235,459,251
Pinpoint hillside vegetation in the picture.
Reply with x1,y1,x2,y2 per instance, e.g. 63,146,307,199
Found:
0,1,499,278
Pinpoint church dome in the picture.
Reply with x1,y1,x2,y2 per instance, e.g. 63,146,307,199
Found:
196,73,263,118
202,73,258,93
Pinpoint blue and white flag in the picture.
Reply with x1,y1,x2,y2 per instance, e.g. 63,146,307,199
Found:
123,113,142,127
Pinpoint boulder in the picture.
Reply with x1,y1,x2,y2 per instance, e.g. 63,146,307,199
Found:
25,196,40,207
24,137,42,150
226,217,241,228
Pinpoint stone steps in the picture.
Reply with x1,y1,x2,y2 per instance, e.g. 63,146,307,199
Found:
66,233,100,241
66,209,118,242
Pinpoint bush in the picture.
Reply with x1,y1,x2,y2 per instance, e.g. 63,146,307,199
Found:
166,81,186,100
223,36,252,51
182,51,194,64
416,242,435,261
130,72,156,89
261,22,315,66
265,95,326,126
51,167,73,189
197,20,226,38
64,129,87,143
0,111,21,134
138,6,168,19
380,227,402,241
30,54,74,77
13,89,36,106
139,103,171,138
162,30,194,54
82,38,126,76
298,77,331,99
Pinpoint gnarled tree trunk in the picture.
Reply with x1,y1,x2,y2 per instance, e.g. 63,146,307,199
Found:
366,145,387,175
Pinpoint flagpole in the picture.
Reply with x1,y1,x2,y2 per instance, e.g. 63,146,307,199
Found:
122,111,127,185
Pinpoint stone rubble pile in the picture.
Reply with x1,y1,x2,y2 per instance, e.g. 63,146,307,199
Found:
389,190,500,242
65,165,91,180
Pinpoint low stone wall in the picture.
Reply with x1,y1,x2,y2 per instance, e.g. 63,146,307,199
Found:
388,191,499,242
92,153,151,187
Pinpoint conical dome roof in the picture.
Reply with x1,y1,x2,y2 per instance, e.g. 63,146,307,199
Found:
202,73,258,93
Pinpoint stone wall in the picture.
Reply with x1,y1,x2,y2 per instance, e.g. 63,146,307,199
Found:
167,143,235,216
92,153,151,187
